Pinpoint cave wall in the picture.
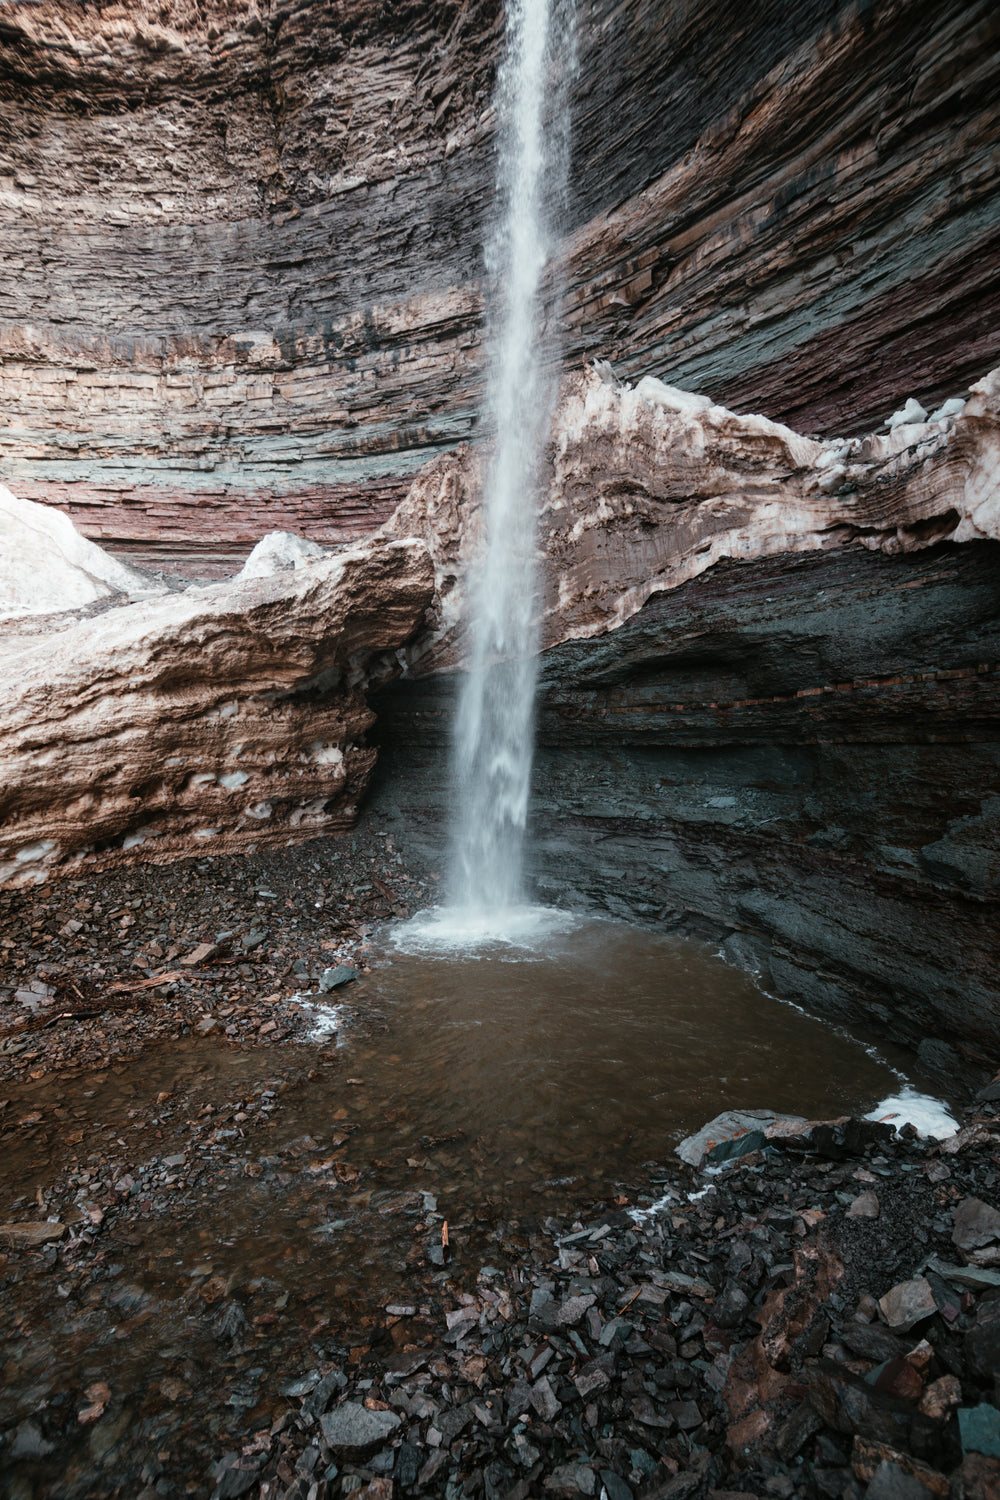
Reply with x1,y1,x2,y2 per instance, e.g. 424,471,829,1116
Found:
371,540,1000,1063
2,0,998,572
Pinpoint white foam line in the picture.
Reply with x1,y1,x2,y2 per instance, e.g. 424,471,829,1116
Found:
385,903,582,956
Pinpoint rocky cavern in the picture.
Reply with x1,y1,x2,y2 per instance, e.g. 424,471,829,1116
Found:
1,2,999,1499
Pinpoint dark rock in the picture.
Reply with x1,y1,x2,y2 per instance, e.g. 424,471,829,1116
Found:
865,1460,934,1500
303,1369,347,1418
960,1405,1000,1461
840,1324,909,1363
212,1458,263,1500
319,1403,401,1456
965,1310,1000,1381
394,1442,423,1488
713,1285,751,1329
9,1420,55,1459
775,1400,823,1461
954,1200,1000,1263
436,1404,472,1444
805,1360,916,1447
319,966,358,992
599,1472,634,1500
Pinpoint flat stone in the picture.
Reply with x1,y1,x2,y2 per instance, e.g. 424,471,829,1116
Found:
960,1404,1000,1460
926,1258,1000,1292
319,965,358,991
865,1460,934,1500
846,1191,880,1219
953,1198,1000,1261
319,1402,400,1455
557,1293,595,1326
543,1463,596,1496
841,1323,908,1362
181,941,218,967
677,1109,802,1169
878,1277,936,1332
529,1376,561,1422
10,1419,56,1459
0,1221,66,1248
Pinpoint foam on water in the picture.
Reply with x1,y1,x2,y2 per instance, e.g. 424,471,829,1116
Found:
865,1086,959,1139
387,902,581,956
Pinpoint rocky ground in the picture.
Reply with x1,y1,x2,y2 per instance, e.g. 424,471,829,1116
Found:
192,1109,1000,1500
0,824,431,1086
3,837,1000,1500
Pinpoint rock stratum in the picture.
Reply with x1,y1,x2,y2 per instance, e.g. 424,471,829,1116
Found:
371,369,1000,1062
1,0,998,572
0,532,433,885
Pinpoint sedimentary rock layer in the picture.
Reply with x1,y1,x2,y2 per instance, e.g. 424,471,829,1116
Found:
386,364,1000,670
373,538,1000,1060
371,364,1000,1058
2,0,998,567
0,535,433,885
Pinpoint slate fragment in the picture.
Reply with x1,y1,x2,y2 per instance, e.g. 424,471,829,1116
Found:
319,1403,401,1455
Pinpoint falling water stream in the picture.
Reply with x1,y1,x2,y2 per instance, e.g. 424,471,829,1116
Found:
448,0,569,929
0,3,962,1484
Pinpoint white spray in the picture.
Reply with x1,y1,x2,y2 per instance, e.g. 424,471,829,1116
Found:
448,0,572,926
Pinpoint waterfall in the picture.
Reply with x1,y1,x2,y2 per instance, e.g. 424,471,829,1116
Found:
448,0,572,926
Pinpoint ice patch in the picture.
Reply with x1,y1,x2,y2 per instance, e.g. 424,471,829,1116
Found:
388,904,581,956
633,375,715,415
0,483,156,619
928,397,966,424
291,994,350,1042
865,1086,959,1140
629,1189,676,1223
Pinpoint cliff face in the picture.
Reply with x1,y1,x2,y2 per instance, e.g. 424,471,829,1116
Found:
1,0,998,1064
369,371,1000,1062
2,0,998,572
373,532,1000,1063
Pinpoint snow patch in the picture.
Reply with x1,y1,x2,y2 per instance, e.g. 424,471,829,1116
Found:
237,531,327,580
865,1087,959,1140
0,484,157,620
886,397,928,429
928,398,966,424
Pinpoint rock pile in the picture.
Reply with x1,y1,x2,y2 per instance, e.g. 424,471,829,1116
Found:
208,1105,1000,1500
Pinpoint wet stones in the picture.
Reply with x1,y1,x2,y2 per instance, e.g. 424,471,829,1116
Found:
953,1199,1000,1267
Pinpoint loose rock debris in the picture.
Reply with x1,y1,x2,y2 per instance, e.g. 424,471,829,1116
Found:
3,836,1000,1497
4,1072,1000,1498
0,829,423,1085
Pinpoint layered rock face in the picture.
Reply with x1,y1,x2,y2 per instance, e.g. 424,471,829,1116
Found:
372,373,1000,1060
384,365,1000,669
0,532,433,885
2,0,998,571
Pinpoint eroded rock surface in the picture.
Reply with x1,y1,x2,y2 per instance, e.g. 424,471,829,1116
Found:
386,364,1000,671
370,373,1000,1058
0,534,433,885
2,0,998,571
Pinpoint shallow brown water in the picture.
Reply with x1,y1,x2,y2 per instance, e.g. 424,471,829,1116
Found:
0,917,943,1491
